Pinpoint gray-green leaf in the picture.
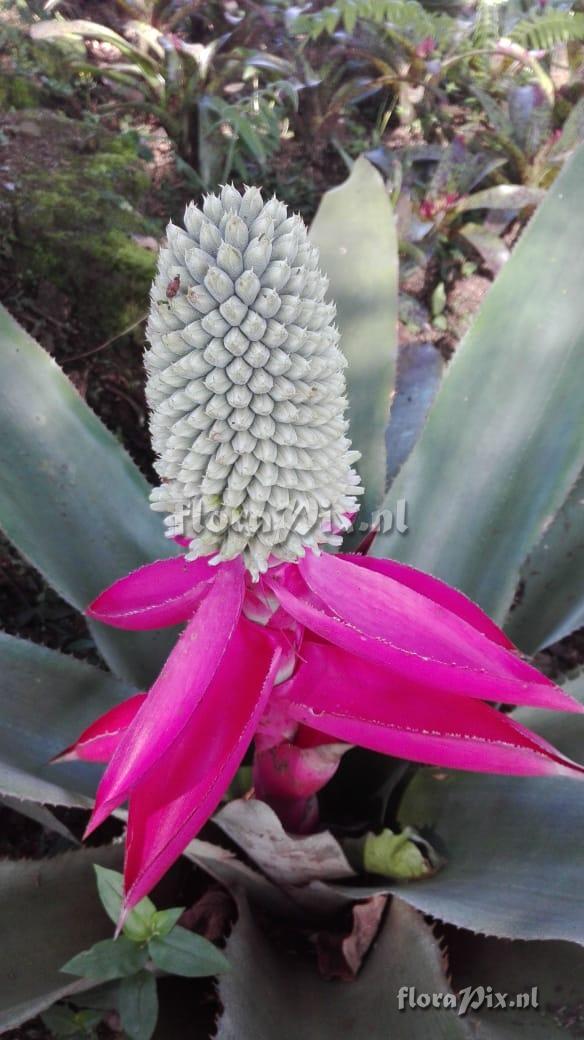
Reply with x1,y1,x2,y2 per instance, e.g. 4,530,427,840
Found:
216,894,471,1039
393,697,584,944
0,845,122,1032
0,633,131,807
0,303,178,688
310,157,398,541
373,144,584,623
505,468,584,652
385,342,444,486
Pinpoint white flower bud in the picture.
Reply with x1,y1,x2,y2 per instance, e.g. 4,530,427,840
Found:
243,236,272,277
220,184,242,212
240,311,267,342
246,343,270,369
199,220,222,255
185,247,213,282
217,241,244,280
219,295,248,327
201,311,230,338
146,186,362,577
262,261,291,291
238,186,263,223
235,270,261,306
253,287,281,320
203,194,224,224
203,339,231,367
224,328,249,356
184,202,204,238
204,267,234,304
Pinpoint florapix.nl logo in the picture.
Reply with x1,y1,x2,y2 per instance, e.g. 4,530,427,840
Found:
165,499,409,539
397,986,539,1017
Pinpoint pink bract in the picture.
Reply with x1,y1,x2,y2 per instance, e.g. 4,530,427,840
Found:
59,548,583,917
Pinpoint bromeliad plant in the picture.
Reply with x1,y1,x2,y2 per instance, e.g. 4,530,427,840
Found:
1,152,584,1035
292,0,584,187
57,182,584,917
30,9,292,187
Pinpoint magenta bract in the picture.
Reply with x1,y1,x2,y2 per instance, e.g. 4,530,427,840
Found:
60,548,584,916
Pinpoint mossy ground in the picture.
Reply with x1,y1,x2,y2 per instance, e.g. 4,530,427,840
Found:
0,8,86,111
1,110,159,340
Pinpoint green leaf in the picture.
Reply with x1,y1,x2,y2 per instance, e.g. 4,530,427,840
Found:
0,845,122,1032
0,304,178,688
505,468,584,652
431,282,446,318
393,701,584,944
62,937,148,981
148,927,229,978
458,222,510,274
509,10,584,50
373,145,584,622
41,1003,103,1038
30,19,163,92
123,906,159,943
94,867,125,927
151,907,185,938
216,894,472,1039
117,971,158,1040
309,157,398,541
95,866,157,941
455,185,545,212
0,633,132,807
362,827,434,880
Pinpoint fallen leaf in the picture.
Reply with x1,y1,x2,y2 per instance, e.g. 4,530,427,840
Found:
316,894,388,980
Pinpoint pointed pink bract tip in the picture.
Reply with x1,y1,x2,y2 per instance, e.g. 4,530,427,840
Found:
50,747,76,765
83,805,110,841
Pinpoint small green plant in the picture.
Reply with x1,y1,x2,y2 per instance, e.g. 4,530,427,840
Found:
61,866,229,1040
29,9,293,188
41,1004,103,1040
290,0,584,171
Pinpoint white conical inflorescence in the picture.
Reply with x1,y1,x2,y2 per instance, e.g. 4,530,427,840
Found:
145,185,362,578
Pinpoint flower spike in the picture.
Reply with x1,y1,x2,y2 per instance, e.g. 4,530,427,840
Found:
146,186,362,577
